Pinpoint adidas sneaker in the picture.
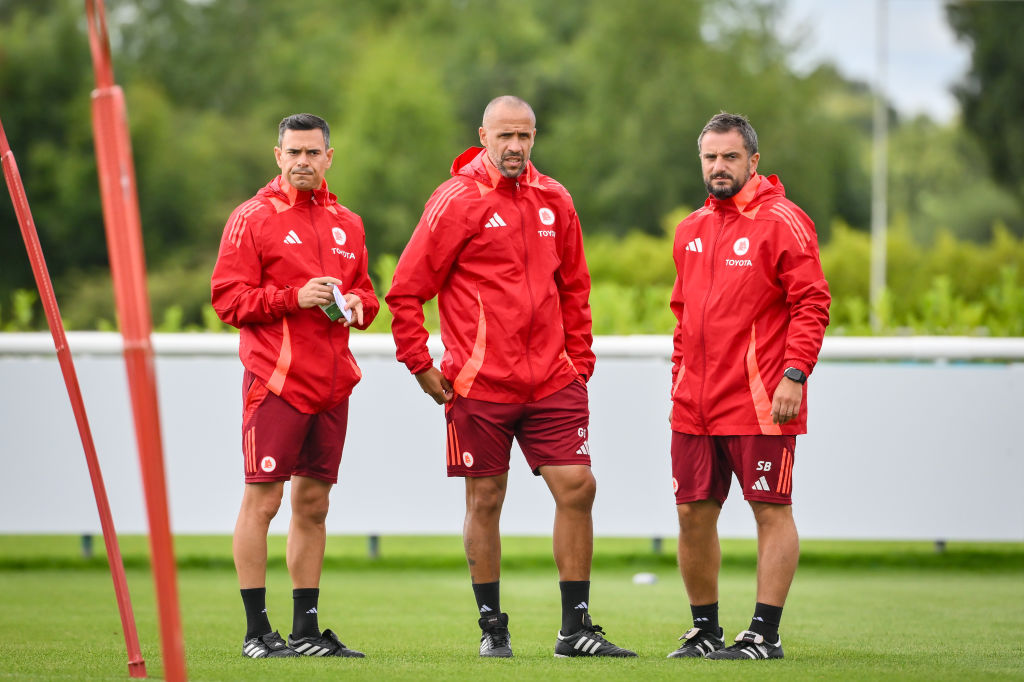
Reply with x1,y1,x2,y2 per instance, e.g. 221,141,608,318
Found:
288,628,365,658
667,626,724,658
478,612,512,658
554,614,637,658
242,631,298,658
705,629,783,660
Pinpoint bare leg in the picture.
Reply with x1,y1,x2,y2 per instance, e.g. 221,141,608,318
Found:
540,465,596,580
286,476,332,588
233,481,285,588
676,500,722,605
749,501,799,606
464,474,508,582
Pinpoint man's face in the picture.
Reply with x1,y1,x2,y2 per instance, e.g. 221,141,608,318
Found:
479,104,536,179
699,129,759,199
275,128,333,191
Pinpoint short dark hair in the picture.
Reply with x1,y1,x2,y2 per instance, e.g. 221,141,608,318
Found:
278,113,330,148
698,112,758,156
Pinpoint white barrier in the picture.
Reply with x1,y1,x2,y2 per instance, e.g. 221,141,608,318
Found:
2,333,1022,541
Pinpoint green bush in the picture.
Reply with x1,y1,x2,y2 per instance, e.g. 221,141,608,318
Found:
3,224,1023,336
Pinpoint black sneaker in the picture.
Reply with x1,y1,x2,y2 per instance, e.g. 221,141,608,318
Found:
478,612,513,658
554,614,637,658
705,629,783,660
667,626,725,658
288,628,365,658
242,631,299,658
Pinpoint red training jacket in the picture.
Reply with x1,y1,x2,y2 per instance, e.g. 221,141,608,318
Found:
211,176,379,414
671,174,830,435
386,147,594,403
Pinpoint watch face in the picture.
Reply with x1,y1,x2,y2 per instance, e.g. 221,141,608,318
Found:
785,368,806,383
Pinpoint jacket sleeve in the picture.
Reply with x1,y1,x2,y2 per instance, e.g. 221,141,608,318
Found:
346,219,379,330
669,226,686,394
386,182,473,374
776,205,831,376
554,206,595,380
211,204,299,328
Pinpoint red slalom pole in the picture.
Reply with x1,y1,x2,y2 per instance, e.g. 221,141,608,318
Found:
1,119,147,679
83,1,186,680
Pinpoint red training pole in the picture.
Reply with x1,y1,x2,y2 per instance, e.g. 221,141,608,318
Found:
1,118,147,679
83,1,187,680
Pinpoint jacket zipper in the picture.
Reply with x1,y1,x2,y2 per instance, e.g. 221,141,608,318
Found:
696,209,725,432
310,197,338,407
516,180,537,401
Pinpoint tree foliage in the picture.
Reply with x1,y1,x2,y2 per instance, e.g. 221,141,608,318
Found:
948,1,1024,203
0,0,1020,331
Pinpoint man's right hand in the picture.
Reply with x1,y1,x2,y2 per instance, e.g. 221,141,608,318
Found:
415,367,454,404
297,276,342,309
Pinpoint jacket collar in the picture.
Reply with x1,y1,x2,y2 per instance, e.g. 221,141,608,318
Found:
451,147,545,192
265,175,336,207
706,174,783,217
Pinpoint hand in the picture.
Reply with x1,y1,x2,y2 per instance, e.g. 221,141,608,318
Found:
415,366,453,404
297,276,342,309
340,293,364,327
771,376,803,424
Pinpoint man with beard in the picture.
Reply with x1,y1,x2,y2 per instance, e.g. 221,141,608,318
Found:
212,113,378,659
665,112,830,661
386,96,636,659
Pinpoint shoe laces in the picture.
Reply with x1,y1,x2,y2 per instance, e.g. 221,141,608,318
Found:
482,628,510,647
581,621,609,641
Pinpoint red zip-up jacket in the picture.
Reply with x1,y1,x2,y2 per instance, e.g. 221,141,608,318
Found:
386,147,594,403
211,176,379,414
671,174,830,435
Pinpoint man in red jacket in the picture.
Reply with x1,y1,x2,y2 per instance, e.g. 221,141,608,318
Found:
211,113,378,659
386,96,635,659
666,113,830,661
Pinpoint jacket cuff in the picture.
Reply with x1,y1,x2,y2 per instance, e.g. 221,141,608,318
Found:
272,287,299,315
783,359,812,377
404,352,434,375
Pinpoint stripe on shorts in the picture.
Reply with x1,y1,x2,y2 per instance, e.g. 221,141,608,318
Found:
776,446,793,495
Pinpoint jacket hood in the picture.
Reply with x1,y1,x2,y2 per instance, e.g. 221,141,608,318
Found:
258,175,338,208
450,147,545,191
706,174,785,214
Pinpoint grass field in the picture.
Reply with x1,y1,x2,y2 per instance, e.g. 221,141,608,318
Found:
1,535,1023,681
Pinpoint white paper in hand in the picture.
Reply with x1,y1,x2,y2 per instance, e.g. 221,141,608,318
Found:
333,284,353,323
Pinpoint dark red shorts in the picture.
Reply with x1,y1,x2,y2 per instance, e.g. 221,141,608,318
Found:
445,379,591,477
670,432,795,505
241,370,348,484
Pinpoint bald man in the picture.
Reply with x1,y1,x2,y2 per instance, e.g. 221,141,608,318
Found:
386,96,636,659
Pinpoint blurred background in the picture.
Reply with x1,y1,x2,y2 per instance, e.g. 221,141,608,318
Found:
1,0,1022,336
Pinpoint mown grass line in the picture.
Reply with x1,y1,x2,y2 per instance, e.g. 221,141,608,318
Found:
2,535,1022,572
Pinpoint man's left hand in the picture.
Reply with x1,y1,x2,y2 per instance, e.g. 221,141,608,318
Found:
771,377,803,424
341,293,364,327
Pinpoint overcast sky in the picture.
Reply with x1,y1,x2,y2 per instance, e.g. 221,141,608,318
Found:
781,0,971,122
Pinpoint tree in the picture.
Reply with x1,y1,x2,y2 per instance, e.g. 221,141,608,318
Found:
948,2,1024,203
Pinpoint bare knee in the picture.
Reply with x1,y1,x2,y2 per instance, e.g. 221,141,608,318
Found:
292,488,330,526
677,500,721,534
552,468,596,512
240,484,284,525
467,478,506,517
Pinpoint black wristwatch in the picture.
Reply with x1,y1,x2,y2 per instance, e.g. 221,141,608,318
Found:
783,367,807,384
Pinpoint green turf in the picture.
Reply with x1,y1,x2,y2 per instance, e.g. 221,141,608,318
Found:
1,536,1022,681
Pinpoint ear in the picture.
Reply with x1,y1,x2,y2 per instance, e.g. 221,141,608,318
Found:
325,147,334,169
478,126,487,147
749,152,760,176
274,146,284,170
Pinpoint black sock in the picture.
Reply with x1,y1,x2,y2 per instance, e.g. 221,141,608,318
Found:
241,587,272,640
690,601,722,637
472,581,501,617
749,601,783,642
292,588,320,639
559,580,590,635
